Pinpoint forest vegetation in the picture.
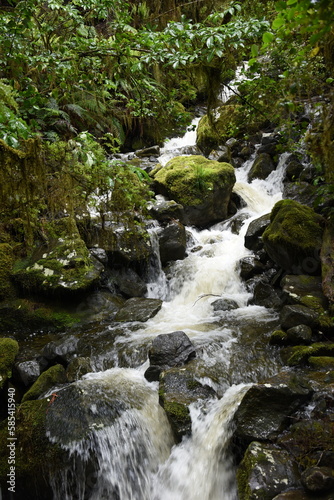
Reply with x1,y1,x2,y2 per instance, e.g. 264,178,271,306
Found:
0,0,333,245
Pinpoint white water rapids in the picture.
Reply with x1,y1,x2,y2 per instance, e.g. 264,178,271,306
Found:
51,122,289,500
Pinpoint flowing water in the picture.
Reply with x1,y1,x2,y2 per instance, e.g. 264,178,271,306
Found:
51,125,289,500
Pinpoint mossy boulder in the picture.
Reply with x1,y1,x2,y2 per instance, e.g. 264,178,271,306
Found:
12,217,103,299
321,224,334,305
0,337,19,389
0,399,68,499
22,364,67,403
153,155,235,226
262,200,324,275
236,441,300,500
196,105,242,155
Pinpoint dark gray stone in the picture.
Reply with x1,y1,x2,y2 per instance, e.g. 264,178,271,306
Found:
239,256,266,281
136,145,160,157
286,325,313,344
283,182,318,208
249,281,284,310
113,267,147,298
42,335,79,364
301,467,334,494
115,297,162,323
15,360,41,386
148,198,184,223
158,220,187,264
280,305,318,330
233,377,311,446
144,331,196,381
212,298,239,311
244,214,271,251
248,153,275,181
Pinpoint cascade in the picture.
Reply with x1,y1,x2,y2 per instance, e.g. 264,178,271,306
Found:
50,119,288,499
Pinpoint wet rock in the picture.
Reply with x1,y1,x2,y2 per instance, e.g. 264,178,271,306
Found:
248,153,275,182
42,335,79,365
244,214,271,251
0,337,19,389
75,291,124,322
233,376,312,446
144,331,196,382
271,491,312,500
257,141,278,156
66,357,92,382
249,281,284,310
89,247,108,265
308,356,334,368
278,419,334,473
15,360,41,386
212,298,239,311
283,182,318,207
236,441,300,500
135,145,160,157
158,366,216,440
286,325,313,344
115,297,162,323
301,467,334,494
239,256,266,280
112,267,147,298
280,305,318,330
262,200,324,275
22,364,67,402
283,154,304,181
158,220,187,264
152,155,236,227
281,275,327,309
208,145,232,163
85,221,152,266
148,198,184,223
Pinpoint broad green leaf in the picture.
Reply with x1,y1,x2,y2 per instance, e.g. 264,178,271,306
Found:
272,16,285,30
262,32,274,44
251,44,259,57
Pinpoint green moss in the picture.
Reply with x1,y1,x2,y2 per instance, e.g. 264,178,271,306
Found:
0,243,15,299
263,200,324,253
0,398,67,494
154,155,235,206
0,338,19,389
308,356,334,368
163,400,190,421
22,364,67,403
287,342,334,366
269,329,288,345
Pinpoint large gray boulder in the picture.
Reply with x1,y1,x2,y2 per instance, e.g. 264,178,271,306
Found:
158,220,187,264
115,297,162,323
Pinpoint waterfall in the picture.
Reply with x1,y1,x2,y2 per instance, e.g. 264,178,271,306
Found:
49,120,288,500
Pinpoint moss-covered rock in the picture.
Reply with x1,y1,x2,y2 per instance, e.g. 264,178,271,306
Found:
153,155,235,226
309,356,334,369
0,337,19,389
22,364,67,403
283,343,334,367
236,441,300,500
0,298,79,333
0,398,68,499
12,217,103,299
196,105,242,155
262,200,324,275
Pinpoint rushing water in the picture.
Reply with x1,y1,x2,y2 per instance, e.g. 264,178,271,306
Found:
51,123,288,500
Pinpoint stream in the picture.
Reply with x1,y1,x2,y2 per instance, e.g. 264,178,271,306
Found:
50,120,288,500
